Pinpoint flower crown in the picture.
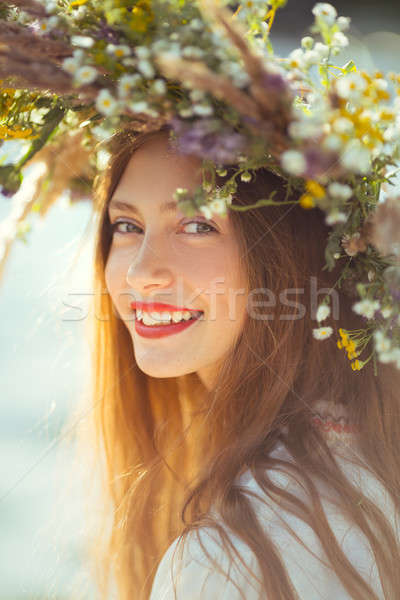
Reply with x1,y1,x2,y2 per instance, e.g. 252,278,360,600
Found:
1,0,400,373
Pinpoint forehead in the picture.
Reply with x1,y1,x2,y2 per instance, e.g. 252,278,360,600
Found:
112,134,204,208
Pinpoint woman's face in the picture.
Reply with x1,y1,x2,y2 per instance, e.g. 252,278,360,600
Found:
104,133,248,390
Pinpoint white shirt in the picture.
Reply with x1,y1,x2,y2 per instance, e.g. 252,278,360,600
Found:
150,403,400,599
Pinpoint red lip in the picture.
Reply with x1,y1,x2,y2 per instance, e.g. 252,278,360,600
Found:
130,301,202,313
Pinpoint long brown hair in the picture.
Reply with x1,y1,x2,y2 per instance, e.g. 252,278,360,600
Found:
74,124,400,599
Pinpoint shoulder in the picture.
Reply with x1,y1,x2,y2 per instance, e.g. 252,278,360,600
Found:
149,526,263,600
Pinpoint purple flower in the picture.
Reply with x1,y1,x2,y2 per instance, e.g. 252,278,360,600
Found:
304,147,339,179
260,70,288,95
169,117,247,164
0,186,15,198
92,19,121,44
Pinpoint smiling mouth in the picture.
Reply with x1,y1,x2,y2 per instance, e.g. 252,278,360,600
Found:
133,310,204,326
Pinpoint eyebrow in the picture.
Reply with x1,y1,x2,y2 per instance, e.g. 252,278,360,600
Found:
108,198,178,215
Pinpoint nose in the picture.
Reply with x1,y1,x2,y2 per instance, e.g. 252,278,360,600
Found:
126,236,173,293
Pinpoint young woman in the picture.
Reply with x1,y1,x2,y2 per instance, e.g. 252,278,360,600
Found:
82,123,400,600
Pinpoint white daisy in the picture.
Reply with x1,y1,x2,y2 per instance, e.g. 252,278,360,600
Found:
280,150,306,176
301,36,314,50
62,56,81,75
137,59,155,79
74,65,98,86
352,298,380,319
340,139,371,174
117,74,142,98
106,44,131,59
337,16,351,31
128,100,149,114
381,306,393,318
312,3,337,26
331,31,349,48
150,79,167,95
327,182,353,200
193,104,213,116
336,72,367,100
316,304,331,322
312,326,333,340
373,330,392,353
95,89,119,116
313,42,330,61
37,15,59,35
209,198,227,215
199,204,213,219
325,210,348,225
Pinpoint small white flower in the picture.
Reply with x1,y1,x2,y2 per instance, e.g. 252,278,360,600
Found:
289,120,320,139
381,306,393,318
74,65,98,85
95,89,119,116
281,150,306,176
62,56,81,75
322,134,343,152
312,326,333,340
150,79,167,95
313,42,330,60
316,304,331,322
44,0,58,14
327,182,353,200
373,330,392,353
106,44,131,59
199,204,213,219
240,171,252,182
37,15,59,34
71,35,94,47
117,74,142,98
340,140,371,174
190,89,206,102
325,210,348,225
337,16,351,31
182,46,205,59
135,46,151,59
336,72,367,100
91,125,112,142
312,3,337,26
137,59,155,78
288,48,305,69
331,31,349,48
378,350,396,364
128,100,149,114
189,18,203,31
332,117,353,134
179,107,194,117
302,49,320,67
352,298,380,319
193,104,213,116
122,57,137,67
209,198,227,215
301,36,314,50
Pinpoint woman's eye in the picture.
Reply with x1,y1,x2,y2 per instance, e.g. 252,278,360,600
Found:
110,220,217,236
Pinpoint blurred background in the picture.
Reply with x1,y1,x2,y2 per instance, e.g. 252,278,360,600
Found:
1,1,400,599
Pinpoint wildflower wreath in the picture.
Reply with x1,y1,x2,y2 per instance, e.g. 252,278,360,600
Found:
1,0,400,373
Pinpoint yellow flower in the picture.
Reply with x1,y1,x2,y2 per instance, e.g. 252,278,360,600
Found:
69,0,89,7
299,194,315,209
351,359,362,371
346,340,356,353
306,179,326,198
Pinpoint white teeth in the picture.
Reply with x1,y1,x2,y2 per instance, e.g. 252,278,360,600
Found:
135,308,200,326
172,311,183,323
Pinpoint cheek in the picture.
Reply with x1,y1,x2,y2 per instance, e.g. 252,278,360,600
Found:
104,251,125,301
